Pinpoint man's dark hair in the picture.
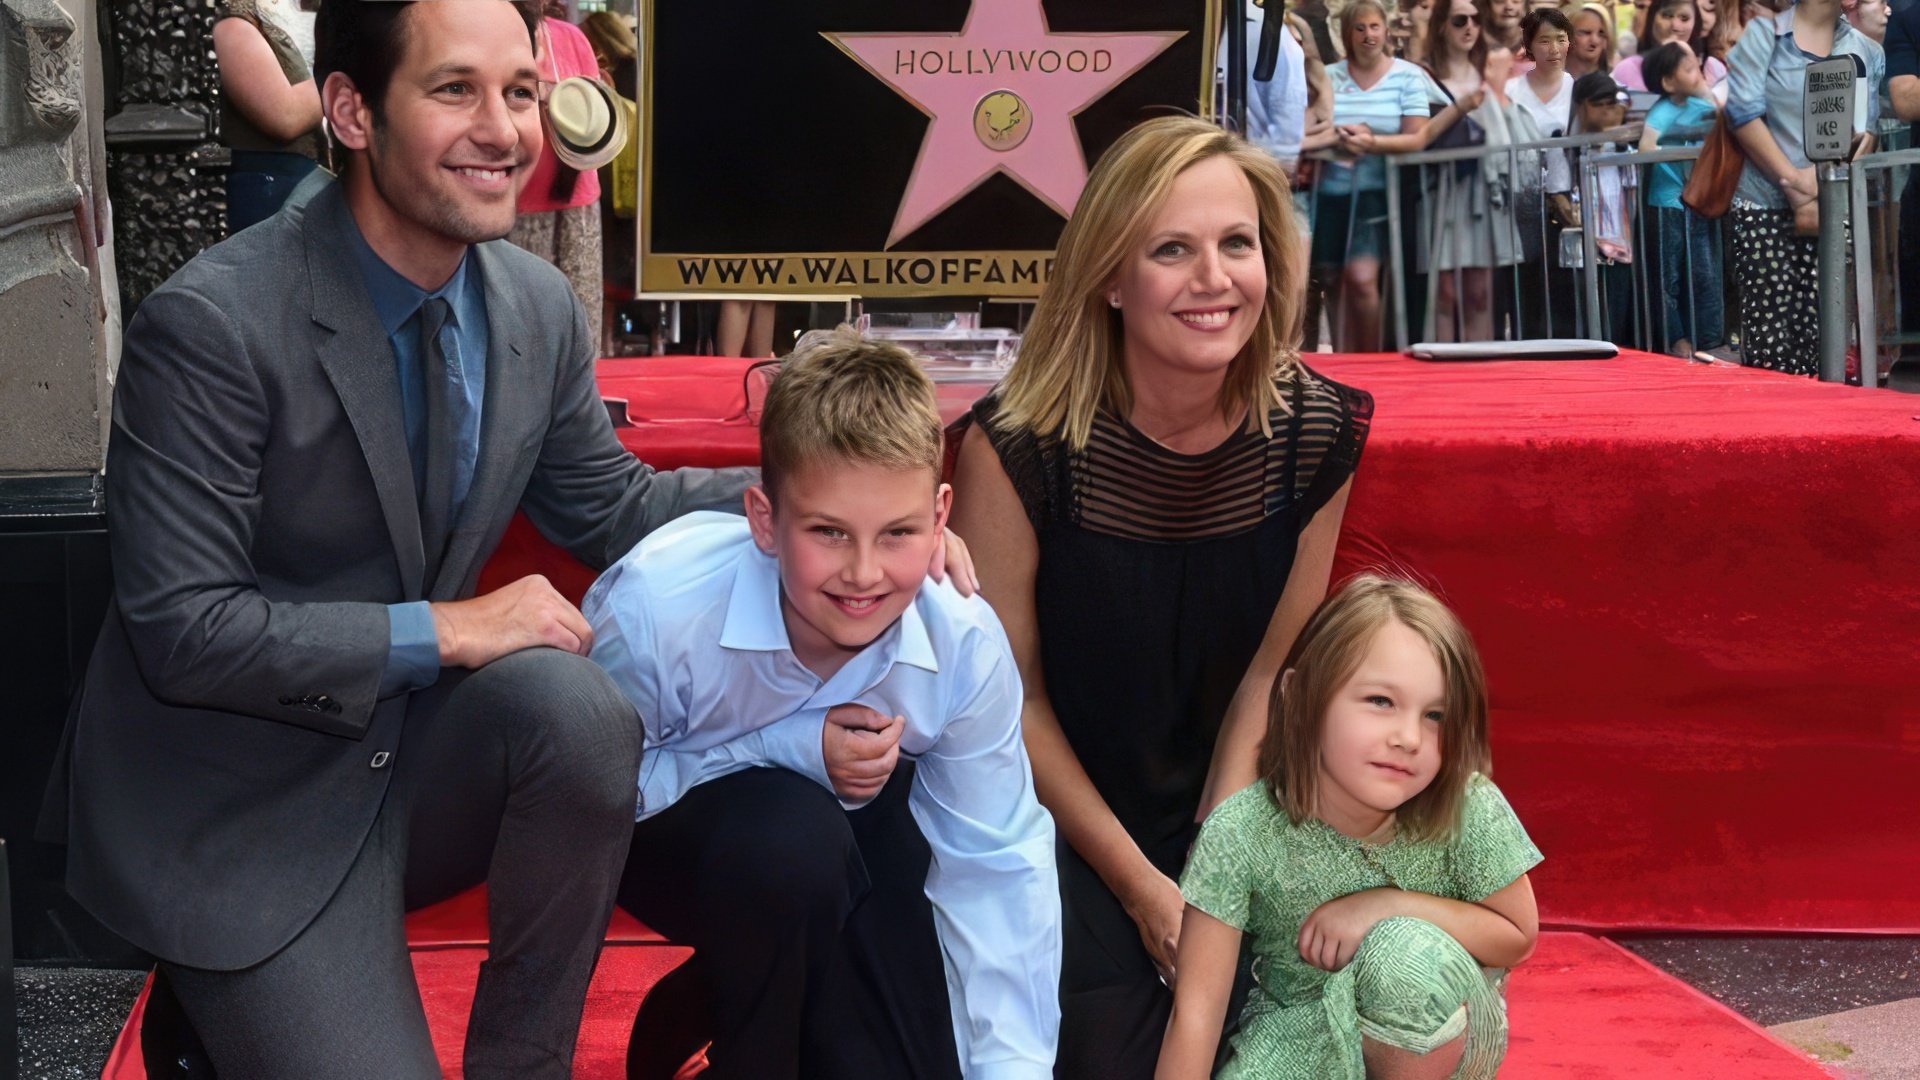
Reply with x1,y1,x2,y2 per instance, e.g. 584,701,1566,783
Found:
1639,41,1692,98
1518,7,1573,56
313,0,539,125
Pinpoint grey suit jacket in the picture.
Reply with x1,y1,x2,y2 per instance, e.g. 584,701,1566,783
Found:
44,180,750,970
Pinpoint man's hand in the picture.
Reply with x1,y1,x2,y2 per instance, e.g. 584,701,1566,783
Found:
822,704,904,802
1297,888,1401,972
930,527,981,596
430,574,593,669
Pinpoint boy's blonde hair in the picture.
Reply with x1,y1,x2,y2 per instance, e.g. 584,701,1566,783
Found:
1257,574,1493,842
759,326,944,501
990,116,1304,452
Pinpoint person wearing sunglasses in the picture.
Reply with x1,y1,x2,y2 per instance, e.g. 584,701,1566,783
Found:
1417,0,1520,342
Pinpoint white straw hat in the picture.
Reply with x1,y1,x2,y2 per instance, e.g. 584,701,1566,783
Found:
545,75,628,171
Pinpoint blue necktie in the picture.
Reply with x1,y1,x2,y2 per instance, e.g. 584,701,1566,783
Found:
417,297,456,585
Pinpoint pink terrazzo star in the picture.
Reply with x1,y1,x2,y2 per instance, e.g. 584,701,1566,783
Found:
826,0,1185,247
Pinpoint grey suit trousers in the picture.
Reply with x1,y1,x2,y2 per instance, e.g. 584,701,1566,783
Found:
162,648,641,1080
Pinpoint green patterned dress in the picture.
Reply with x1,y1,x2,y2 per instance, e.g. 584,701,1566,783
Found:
1181,774,1542,1079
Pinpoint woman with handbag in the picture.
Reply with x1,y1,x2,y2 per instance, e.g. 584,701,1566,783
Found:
1723,0,1884,375
1418,0,1519,340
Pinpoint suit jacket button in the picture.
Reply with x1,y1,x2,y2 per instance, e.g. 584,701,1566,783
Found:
370,751,391,769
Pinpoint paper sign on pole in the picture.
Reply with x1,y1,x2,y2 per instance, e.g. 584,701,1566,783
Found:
1803,57,1856,162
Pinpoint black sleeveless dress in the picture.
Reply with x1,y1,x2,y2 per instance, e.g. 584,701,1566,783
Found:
957,366,1371,1079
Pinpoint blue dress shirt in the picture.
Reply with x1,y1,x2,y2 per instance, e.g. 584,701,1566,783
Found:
582,512,1062,1079
343,222,489,696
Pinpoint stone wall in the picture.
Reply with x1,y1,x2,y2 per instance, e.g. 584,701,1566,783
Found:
0,0,99,477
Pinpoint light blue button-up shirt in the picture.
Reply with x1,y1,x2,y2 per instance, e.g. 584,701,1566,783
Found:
1727,4,1885,208
582,512,1061,1080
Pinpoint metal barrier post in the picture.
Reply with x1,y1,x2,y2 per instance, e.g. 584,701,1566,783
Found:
1578,155,1602,339
1818,160,1851,383
1851,158,1876,389
1386,157,1409,351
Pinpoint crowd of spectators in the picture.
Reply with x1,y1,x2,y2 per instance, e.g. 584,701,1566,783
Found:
1241,0,1895,374
206,0,1901,375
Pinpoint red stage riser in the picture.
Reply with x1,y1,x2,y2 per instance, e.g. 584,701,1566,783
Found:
479,352,1920,933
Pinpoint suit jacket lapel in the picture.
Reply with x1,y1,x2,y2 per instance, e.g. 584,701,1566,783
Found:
304,184,427,601
429,239,538,600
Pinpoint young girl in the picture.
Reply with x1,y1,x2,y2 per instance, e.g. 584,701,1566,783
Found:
1637,42,1725,355
1155,576,1541,1080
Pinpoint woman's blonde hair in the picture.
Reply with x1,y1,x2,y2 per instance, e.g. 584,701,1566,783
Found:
989,116,1304,451
1257,574,1493,842
1566,2,1618,69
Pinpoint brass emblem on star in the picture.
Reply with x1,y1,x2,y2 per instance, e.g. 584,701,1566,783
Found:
973,90,1031,151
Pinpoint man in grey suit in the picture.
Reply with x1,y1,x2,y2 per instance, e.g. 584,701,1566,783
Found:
38,2,751,1076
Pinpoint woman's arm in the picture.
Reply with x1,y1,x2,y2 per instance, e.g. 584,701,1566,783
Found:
213,17,321,144
1731,119,1815,207
951,424,1185,982
1336,114,1433,155
1198,478,1353,818
1297,875,1540,971
1637,119,1665,153
1154,907,1244,1080
1411,87,1490,150
1722,20,1815,206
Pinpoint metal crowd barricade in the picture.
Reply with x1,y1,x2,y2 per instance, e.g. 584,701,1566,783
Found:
1849,132,1919,390
1577,138,1720,358
1367,129,1656,352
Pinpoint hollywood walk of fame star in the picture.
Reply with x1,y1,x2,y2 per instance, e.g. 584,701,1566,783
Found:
825,0,1185,247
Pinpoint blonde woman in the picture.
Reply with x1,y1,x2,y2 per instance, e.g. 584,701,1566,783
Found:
1566,1,1618,74
950,116,1373,1080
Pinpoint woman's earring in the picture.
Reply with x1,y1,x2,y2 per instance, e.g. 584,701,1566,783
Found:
1108,294,1122,308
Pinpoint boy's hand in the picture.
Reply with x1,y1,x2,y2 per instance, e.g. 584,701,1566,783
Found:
822,704,905,802
930,527,980,597
1297,888,1401,972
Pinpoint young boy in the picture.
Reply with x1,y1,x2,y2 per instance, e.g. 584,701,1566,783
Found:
584,329,1061,1079
1637,41,1726,356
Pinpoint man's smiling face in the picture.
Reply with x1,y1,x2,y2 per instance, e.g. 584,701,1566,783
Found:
360,0,544,246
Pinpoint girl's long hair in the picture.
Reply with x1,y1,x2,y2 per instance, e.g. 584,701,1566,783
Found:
1257,574,1494,842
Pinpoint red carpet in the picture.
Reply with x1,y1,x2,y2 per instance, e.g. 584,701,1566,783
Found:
1504,933,1826,1078
484,351,1920,932
102,932,1824,1078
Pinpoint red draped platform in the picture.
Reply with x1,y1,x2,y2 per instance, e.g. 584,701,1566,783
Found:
105,351,1892,1078
489,350,1920,934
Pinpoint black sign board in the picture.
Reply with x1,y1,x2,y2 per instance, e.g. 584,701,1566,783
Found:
639,0,1218,297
